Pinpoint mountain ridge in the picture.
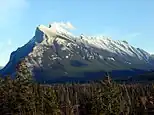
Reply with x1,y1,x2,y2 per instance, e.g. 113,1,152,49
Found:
0,66,3,70
0,22,154,83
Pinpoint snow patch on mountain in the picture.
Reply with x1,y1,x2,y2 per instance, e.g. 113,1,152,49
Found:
22,22,152,67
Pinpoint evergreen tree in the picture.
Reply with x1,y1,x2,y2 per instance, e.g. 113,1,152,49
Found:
15,59,33,83
91,76,121,115
13,59,35,115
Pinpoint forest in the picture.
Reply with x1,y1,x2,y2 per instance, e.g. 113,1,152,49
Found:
0,61,154,115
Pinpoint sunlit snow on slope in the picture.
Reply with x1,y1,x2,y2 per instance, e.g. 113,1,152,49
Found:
1,22,154,80
20,22,152,65
22,22,152,71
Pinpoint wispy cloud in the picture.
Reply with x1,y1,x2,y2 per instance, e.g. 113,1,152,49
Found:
127,32,141,38
66,22,76,30
94,26,123,39
52,22,76,30
120,32,141,42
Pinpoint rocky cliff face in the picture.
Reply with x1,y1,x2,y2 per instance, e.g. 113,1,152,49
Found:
0,22,154,83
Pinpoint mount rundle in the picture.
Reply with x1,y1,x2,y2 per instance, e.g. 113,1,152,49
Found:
1,22,154,83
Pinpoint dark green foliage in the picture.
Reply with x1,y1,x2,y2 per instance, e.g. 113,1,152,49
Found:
90,77,121,115
1,62,154,114
15,60,33,83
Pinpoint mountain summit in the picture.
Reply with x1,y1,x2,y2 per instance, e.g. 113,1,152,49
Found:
0,22,154,83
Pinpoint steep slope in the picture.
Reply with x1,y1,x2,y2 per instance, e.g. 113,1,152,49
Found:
0,22,154,83
0,66,3,70
149,54,154,65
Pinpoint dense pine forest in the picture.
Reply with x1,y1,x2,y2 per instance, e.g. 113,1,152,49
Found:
1,61,154,115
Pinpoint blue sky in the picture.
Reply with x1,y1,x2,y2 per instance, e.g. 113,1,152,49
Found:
0,0,154,66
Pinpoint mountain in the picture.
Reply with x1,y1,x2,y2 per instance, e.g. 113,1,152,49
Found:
0,22,154,83
0,66,3,70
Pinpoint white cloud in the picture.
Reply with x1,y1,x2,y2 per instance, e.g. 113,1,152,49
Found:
52,22,76,30
66,22,76,30
127,33,141,38
94,26,122,40
118,32,141,44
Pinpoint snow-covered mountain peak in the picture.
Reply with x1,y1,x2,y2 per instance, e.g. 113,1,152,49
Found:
1,21,154,83
37,22,75,38
33,22,152,63
37,24,57,37
49,22,75,30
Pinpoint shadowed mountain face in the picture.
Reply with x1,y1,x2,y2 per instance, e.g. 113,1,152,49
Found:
0,22,154,83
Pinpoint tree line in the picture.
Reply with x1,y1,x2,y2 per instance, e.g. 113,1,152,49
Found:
0,60,154,115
